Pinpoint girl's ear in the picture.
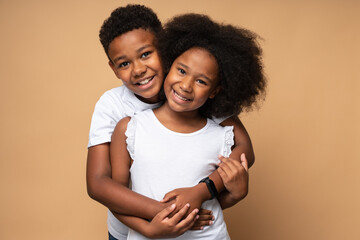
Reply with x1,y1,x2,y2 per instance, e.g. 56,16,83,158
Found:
209,85,222,99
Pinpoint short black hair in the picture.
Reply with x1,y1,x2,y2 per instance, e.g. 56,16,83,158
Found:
159,14,266,118
99,4,162,59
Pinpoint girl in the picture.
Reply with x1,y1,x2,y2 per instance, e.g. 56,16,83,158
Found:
110,13,266,239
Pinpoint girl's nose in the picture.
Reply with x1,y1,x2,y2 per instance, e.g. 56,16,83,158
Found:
180,77,193,93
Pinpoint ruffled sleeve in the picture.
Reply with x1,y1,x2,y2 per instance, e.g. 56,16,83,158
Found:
125,117,137,160
222,126,234,158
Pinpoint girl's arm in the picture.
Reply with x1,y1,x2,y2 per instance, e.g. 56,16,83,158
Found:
216,116,252,208
216,153,249,209
162,116,253,211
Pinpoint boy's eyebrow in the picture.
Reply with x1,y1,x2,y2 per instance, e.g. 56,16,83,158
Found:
136,44,152,53
177,62,213,82
113,55,125,63
113,44,153,64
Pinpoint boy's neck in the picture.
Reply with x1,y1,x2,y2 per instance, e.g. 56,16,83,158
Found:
153,102,207,133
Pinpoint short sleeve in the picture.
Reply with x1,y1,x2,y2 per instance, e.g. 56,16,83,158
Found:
87,91,124,147
222,126,234,158
125,117,137,160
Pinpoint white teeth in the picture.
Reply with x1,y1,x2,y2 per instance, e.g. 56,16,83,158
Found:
138,77,152,85
174,90,190,101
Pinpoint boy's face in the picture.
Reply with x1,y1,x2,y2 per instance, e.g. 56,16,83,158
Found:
164,47,221,114
108,29,163,104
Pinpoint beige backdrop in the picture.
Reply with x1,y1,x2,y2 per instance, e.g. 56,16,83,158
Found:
0,0,359,239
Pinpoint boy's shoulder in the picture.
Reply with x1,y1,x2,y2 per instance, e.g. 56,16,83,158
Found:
95,85,132,107
100,85,127,99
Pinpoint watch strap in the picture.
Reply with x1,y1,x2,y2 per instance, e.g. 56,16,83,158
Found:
199,177,218,199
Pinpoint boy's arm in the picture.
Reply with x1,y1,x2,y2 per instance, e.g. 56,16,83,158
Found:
86,143,167,220
111,204,199,238
219,116,254,167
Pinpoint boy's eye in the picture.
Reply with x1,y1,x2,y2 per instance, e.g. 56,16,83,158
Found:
141,51,152,58
119,61,129,68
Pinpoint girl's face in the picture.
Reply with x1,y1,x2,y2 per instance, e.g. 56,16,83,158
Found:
164,47,221,114
108,29,164,104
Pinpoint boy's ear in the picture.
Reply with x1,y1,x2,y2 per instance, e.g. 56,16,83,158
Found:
108,61,120,79
209,86,222,99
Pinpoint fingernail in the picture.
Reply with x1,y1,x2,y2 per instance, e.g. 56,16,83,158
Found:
186,203,190,207
209,221,213,225
212,216,215,220
171,204,176,208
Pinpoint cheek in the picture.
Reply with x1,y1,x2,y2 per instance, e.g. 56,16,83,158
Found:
164,71,176,85
117,70,131,83
197,90,212,103
150,55,162,69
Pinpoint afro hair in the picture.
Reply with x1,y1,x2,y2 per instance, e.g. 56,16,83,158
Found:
159,14,266,118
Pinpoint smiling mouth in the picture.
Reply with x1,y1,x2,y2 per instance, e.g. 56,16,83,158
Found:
173,89,191,101
136,76,154,86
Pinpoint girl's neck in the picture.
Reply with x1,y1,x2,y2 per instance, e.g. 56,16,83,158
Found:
153,102,207,133
135,94,160,104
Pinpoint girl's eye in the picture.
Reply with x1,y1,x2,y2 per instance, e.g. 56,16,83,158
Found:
196,79,207,85
178,68,186,75
119,62,129,68
141,51,152,58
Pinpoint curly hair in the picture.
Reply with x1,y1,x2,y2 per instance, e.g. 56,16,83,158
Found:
99,4,162,59
158,14,266,118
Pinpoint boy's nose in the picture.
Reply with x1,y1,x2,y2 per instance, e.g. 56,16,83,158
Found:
133,61,146,77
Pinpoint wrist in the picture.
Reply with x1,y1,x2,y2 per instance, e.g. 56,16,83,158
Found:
195,182,212,201
147,202,167,220
143,222,156,239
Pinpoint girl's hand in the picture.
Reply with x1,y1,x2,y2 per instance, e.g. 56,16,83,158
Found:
161,185,207,218
217,153,249,201
191,208,214,230
146,203,199,238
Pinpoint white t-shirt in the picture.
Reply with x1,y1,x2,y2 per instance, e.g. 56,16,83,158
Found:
88,86,228,239
88,86,161,240
125,109,233,240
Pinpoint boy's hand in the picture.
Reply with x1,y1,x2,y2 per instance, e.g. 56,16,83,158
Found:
161,185,207,218
217,153,249,201
146,203,199,238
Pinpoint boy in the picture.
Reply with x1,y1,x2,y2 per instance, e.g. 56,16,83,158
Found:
87,4,254,240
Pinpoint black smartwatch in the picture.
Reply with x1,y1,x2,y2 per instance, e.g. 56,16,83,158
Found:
199,177,218,199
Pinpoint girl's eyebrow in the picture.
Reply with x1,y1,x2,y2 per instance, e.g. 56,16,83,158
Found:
178,62,213,82
177,62,189,70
